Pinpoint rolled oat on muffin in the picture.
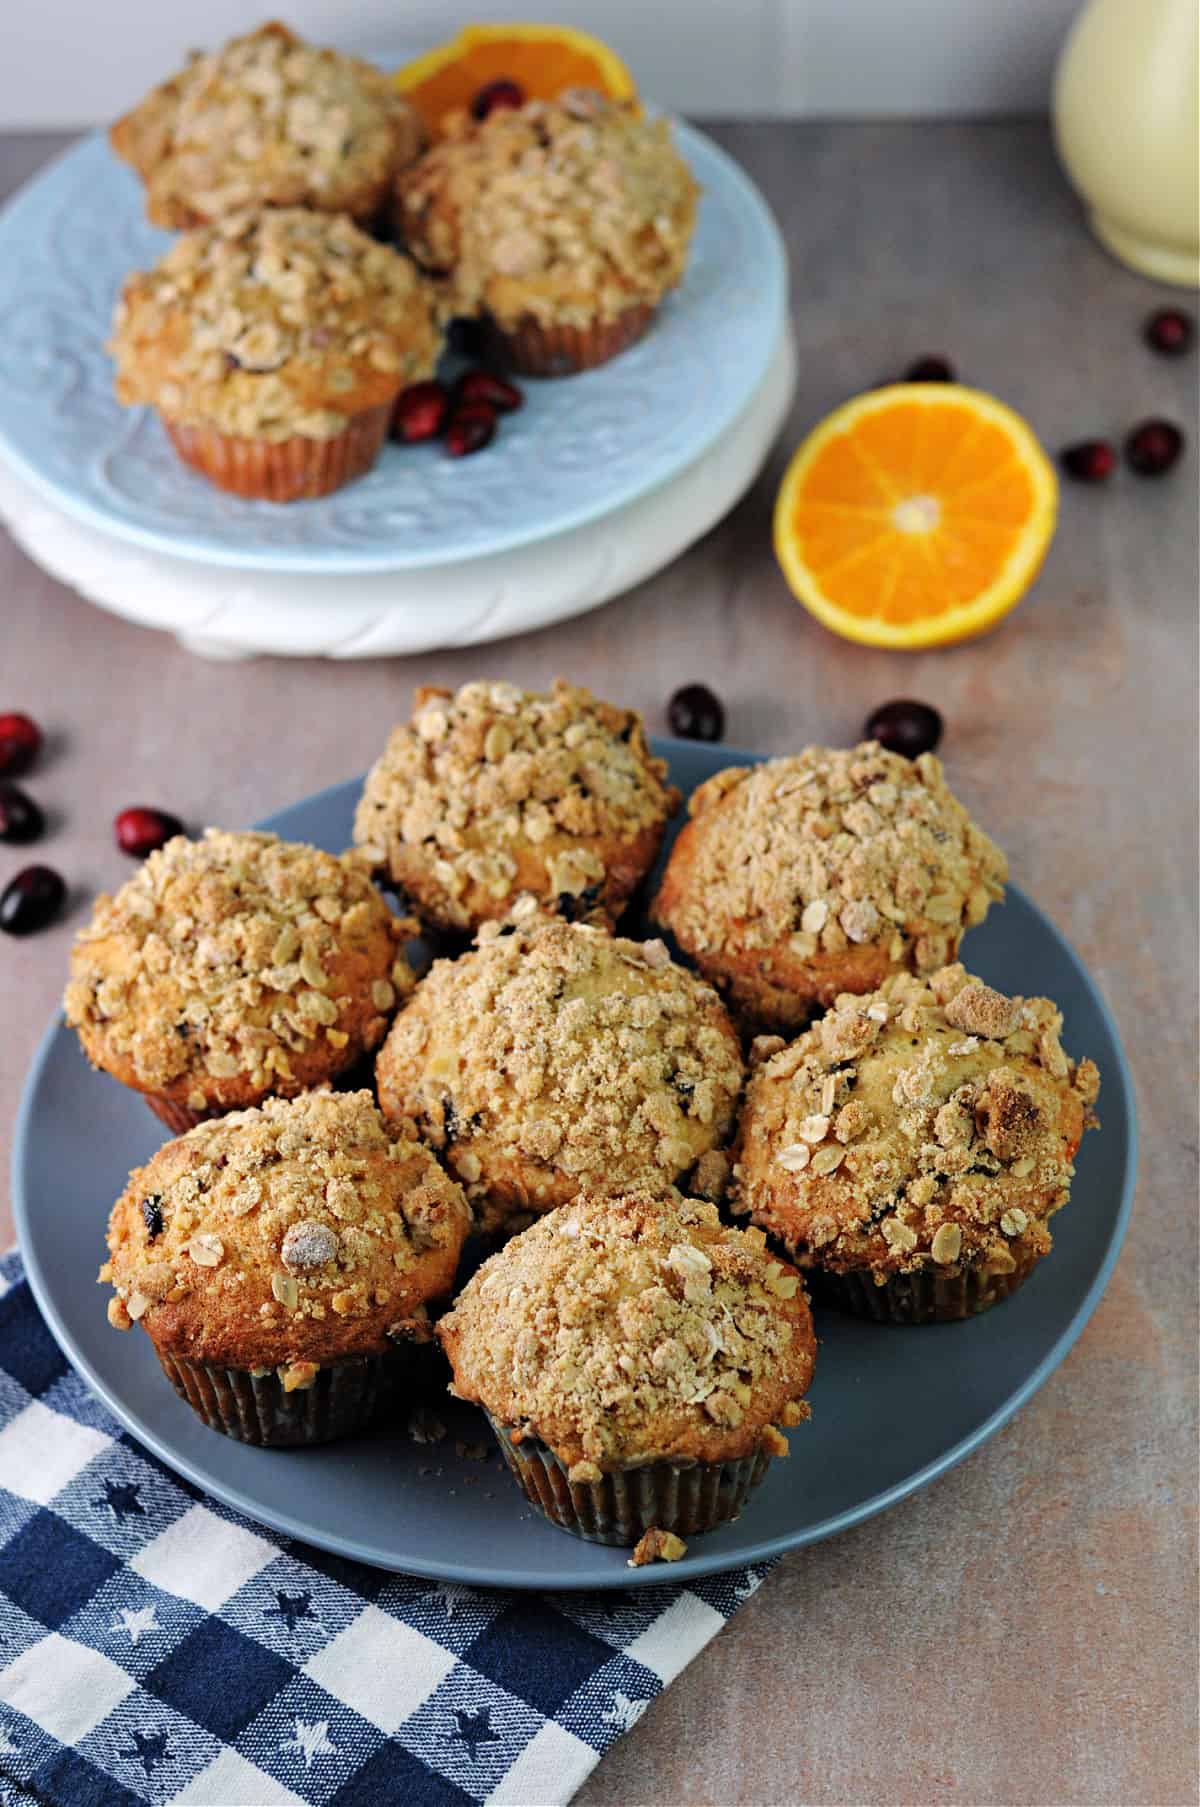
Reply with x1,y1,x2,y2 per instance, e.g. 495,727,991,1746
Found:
353,678,680,935
108,208,442,500
111,21,425,229
101,1091,471,1446
731,964,1100,1324
375,918,744,1238
437,1190,816,1544
395,88,697,374
64,829,412,1133
652,742,1007,1036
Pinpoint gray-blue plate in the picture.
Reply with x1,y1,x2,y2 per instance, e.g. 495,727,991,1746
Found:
12,741,1136,1589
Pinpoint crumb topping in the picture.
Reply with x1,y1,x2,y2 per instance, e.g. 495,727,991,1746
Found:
395,89,697,330
65,829,408,1100
732,964,1100,1276
111,22,425,228
354,679,679,931
109,208,441,441
628,1527,688,1566
375,919,744,1229
438,1191,815,1468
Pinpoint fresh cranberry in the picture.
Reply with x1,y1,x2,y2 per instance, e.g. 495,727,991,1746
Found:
1144,307,1193,357
445,404,497,457
864,699,943,758
1125,418,1184,477
667,684,725,743
391,380,450,444
471,78,525,121
455,368,523,413
0,783,44,845
115,806,184,858
0,713,42,778
904,355,956,383
1060,439,1116,483
0,865,65,936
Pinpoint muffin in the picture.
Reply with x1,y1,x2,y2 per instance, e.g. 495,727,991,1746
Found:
731,964,1101,1324
101,1091,471,1446
394,88,697,374
375,918,745,1237
108,208,441,500
110,22,425,230
353,679,680,934
438,1190,816,1544
653,742,1007,1036
64,829,411,1133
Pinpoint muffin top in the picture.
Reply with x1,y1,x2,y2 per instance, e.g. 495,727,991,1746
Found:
438,1190,815,1473
375,919,744,1226
103,1091,471,1376
109,208,441,442
395,89,698,329
110,22,425,228
733,964,1100,1278
354,678,679,931
64,829,407,1109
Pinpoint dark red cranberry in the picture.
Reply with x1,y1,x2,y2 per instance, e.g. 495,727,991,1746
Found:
668,684,725,743
0,783,44,844
1060,439,1116,483
0,865,65,936
0,713,42,778
455,368,523,413
391,380,450,444
445,404,497,457
1125,418,1184,477
471,78,525,120
864,699,943,758
115,806,184,858
904,355,956,383
1144,307,1193,357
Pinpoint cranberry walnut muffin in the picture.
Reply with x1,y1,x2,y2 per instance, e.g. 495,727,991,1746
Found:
438,1190,816,1544
65,829,411,1133
101,1091,470,1446
653,742,1007,1036
731,964,1100,1324
111,22,425,229
375,919,744,1237
353,679,679,934
395,88,698,374
109,208,441,500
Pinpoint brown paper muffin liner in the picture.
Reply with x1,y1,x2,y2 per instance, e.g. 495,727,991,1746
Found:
490,303,657,377
142,1094,223,1136
165,404,392,501
155,1346,410,1446
809,1246,1042,1325
486,1414,771,1545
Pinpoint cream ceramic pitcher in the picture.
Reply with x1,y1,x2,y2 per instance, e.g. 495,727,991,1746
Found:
1053,0,1199,287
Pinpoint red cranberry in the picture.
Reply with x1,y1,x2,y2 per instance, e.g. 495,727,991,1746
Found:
471,78,525,120
1144,308,1193,357
0,783,44,845
455,368,523,413
0,865,65,936
445,404,497,457
864,699,943,758
1125,418,1184,477
391,380,450,444
667,684,725,743
1060,439,1116,483
0,713,42,778
115,806,184,858
904,355,956,383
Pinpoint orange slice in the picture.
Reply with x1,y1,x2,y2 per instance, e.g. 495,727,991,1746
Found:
394,23,637,137
773,384,1058,649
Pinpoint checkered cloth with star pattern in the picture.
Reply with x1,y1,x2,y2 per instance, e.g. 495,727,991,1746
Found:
0,1252,771,1806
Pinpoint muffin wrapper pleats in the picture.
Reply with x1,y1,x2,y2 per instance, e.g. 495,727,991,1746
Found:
155,1346,410,1446
490,304,656,377
165,405,392,501
143,1094,221,1135
485,1413,772,1545
809,1246,1042,1325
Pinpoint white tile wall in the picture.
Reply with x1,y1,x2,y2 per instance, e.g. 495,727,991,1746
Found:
0,0,1083,128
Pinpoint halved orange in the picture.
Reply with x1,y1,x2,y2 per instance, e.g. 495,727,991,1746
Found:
773,384,1058,649
394,23,637,137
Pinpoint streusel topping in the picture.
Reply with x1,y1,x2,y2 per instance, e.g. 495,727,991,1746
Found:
110,208,441,441
65,830,408,1101
438,1191,815,1470
396,90,698,329
112,22,425,228
732,964,1100,1276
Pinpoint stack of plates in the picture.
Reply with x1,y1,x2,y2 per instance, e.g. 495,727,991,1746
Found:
0,122,794,660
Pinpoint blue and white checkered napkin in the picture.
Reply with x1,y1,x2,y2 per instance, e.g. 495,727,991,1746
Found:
0,1252,771,1806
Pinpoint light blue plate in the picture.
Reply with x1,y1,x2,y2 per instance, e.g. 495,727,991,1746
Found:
0,123,786,574
12,741,1136,1589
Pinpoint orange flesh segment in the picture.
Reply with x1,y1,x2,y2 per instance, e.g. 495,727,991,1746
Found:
396,29,636,134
